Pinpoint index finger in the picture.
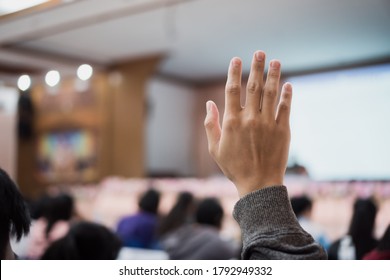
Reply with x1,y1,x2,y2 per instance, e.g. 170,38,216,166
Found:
225,57,242,115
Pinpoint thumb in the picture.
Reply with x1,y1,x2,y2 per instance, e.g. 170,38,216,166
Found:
204,100,221,157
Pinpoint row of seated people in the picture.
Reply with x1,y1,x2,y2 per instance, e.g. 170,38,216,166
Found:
7,183,390,260
116,189,240,259
9,187,240,260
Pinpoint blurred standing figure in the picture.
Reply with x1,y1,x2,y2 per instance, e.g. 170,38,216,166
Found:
291,195,330,250
116,189,161,249
328,198,378,259
0,167,31,259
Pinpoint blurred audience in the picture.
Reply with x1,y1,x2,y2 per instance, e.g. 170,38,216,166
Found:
291,195,330,250
157,191,195,238
363,224,390,260
27,193,75,259
41,221,121,260
116,189,161,249
0,168,31,260
160,197,239,259
328,198,378,259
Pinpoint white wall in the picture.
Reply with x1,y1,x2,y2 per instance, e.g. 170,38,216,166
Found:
0,86,19,179
146,78,196,176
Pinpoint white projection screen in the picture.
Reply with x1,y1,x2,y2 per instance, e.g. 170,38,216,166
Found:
286,64,390,181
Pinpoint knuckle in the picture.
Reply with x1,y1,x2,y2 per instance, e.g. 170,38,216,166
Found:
243,116,259,129
262,121,274,132
246,82,259,94
283,90,292,99
224,116,240,130
204,118,214,129
268,70,280,79
263,88,275,97
226,83,241,94
278,102,289,111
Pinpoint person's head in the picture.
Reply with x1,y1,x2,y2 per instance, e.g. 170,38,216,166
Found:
28,194,51,220
42,193,74,237
158,191,195,236
41,221,122,260
195,197,224,229
50,193,74,220
138,189,160,214
176,191,194,205
348,198,377,241
290,195,312,218
0,168,30,259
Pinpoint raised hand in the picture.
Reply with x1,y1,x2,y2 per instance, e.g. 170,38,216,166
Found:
204,51,293,197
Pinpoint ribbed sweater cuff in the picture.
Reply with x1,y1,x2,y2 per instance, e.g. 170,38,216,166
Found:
233,186,300,236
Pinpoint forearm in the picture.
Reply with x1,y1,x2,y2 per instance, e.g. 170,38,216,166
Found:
233,186,327,260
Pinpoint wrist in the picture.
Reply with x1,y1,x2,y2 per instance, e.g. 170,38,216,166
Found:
235,177,284,197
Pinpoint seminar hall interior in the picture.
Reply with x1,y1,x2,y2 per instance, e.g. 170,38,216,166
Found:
0,0,389,260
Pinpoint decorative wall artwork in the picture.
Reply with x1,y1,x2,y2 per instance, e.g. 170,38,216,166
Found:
37,129,98,182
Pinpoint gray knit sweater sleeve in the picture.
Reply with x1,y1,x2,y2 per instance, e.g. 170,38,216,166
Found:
233,186,327,260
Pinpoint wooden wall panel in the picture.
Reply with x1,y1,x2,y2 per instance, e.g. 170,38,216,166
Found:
108,56,161,177
17,56,161,198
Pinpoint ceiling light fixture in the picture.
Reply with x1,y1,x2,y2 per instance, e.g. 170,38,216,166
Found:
77,64,93,81
17,74,31,91
45,70,60,87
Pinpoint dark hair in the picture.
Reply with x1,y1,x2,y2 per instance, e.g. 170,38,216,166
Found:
290,196,312,217
377,224,390,251
28,194,50,220
0,168,31,258
158,191,194,236
41,221,122,260
41,193,74,238
348,198,378,258
138,189,160,214
195,198,223,228
348,198,377,238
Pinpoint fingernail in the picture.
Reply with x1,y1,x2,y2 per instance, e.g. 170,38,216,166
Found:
284,83,292,91
206,101,212,113
270,60,280,69
231,57,241,67
255,51,264,62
